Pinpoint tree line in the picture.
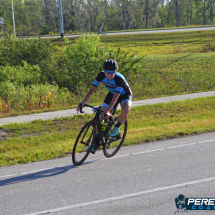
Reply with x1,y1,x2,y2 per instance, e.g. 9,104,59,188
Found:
0,0,214,36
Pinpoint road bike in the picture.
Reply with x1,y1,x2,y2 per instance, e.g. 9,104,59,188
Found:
72,104,127,166
94,29,107,35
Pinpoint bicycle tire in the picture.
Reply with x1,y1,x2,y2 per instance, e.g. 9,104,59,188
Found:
72,121,96,166
103,118,127,158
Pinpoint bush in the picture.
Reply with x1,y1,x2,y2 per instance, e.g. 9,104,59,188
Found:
40,25,52,35
55,34,146,92
0,35,54,67
0,61,41,87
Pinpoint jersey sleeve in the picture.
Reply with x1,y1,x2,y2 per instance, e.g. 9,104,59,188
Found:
93,72,105,87
114,76,124,94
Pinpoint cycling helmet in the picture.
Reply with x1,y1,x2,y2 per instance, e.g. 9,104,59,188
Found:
103,59,118,71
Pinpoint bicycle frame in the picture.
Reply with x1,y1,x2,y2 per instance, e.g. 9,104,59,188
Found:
80,104,116,146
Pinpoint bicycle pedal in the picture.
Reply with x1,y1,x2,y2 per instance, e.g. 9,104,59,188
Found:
109,132,121,139
116,132,121,140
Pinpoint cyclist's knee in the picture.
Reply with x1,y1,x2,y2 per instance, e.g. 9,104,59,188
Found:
121,101,132,113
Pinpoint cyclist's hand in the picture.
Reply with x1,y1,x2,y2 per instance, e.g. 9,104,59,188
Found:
105,111,111,119
76,102,83,113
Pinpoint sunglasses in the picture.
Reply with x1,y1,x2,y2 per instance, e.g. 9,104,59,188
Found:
105,70,116,74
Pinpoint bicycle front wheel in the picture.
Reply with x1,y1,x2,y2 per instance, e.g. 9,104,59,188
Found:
72,121,96,166
103,118,127,158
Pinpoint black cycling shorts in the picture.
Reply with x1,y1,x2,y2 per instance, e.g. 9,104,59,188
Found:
102,92,132,111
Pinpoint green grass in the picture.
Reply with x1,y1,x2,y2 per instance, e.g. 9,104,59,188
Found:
1,96,215,166
100,30,215,55
129,52,215,100
51,29,215,54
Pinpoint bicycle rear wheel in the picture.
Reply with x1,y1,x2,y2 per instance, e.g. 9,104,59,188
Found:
103,117,127,158
72,121,96,166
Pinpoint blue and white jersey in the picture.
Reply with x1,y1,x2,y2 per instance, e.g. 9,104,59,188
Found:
93,71,132,96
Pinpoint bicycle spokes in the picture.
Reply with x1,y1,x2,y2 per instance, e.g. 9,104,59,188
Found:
80,127,94,149
72,121,95,166
103,120,127,158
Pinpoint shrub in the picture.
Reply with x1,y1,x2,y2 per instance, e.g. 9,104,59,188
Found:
40,25,52,35
0,35,54,67
0,61,41,86
56,34,146,92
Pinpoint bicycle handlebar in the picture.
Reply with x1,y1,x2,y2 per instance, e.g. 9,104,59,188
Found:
79,104,114,123
79,104,106,113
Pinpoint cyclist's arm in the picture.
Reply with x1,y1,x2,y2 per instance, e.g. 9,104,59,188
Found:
106,92,120,113
82,72,104,105
82,85,97,104
76,86,97,111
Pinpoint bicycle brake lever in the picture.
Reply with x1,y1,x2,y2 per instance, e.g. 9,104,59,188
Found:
79,103,84,113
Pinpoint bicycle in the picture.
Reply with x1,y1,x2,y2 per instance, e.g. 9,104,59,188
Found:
94,29,107,35
72,104,127,166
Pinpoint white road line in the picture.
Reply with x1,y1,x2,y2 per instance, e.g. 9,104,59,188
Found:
1,138,215,180
109,139,215,160
26,176,215,215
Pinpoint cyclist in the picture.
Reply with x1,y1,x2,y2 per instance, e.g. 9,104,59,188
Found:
98,23,103,33
76,59,132,152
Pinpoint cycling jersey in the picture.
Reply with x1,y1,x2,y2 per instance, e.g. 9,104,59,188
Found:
93,71,132,96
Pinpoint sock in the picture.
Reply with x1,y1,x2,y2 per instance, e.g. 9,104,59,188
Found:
115,120,122,128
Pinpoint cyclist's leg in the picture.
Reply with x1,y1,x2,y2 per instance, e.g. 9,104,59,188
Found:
101,92,115,118
88,92,113,152
118,99,132,123
109,94,132,136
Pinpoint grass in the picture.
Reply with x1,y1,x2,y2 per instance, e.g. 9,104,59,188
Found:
51,29,215,54
1,96,215,166
128,52,215,100
100,30,215,55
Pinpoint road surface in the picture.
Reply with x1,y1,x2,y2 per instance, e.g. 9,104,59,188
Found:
0,132,214,214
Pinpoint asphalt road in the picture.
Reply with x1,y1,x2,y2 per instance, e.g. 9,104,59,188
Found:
24,26,215,39
0,132,215,215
